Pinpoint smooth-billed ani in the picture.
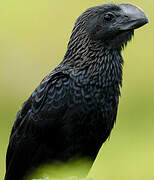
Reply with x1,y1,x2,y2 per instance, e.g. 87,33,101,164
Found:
5,3,148,180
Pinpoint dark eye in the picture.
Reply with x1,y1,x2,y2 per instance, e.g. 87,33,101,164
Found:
104,13,115,21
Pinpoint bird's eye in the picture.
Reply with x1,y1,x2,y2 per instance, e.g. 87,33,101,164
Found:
104,13,115,21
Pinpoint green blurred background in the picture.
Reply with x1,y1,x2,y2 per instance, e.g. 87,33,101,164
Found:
0,0,153,179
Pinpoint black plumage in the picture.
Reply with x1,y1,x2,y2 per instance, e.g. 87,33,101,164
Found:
5,3,148,180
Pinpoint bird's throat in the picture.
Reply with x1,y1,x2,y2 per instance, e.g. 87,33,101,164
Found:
63,33,123,88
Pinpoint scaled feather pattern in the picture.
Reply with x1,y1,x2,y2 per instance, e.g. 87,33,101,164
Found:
5,3,148,180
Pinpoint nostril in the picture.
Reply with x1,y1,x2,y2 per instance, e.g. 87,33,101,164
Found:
124,15,129,18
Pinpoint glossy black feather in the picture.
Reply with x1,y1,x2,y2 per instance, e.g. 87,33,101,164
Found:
5,3,148,180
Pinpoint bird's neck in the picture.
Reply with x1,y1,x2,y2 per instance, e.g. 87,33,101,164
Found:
62,32,123,87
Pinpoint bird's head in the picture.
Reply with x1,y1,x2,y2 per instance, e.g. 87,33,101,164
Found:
75,3,148,49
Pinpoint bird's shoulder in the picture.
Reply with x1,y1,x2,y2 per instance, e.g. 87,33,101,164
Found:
10,70,70,136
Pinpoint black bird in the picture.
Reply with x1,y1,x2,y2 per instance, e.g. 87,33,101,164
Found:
5,3,148,180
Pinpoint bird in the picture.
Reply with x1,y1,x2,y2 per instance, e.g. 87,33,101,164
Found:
5,3,148,180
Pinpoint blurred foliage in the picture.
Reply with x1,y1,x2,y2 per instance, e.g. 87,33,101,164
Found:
0,0,153,180
25,157,92,180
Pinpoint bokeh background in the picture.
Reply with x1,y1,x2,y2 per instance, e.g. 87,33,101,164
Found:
0,0,153,179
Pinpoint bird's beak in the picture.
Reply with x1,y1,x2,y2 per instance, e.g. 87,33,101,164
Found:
118,4,148,31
